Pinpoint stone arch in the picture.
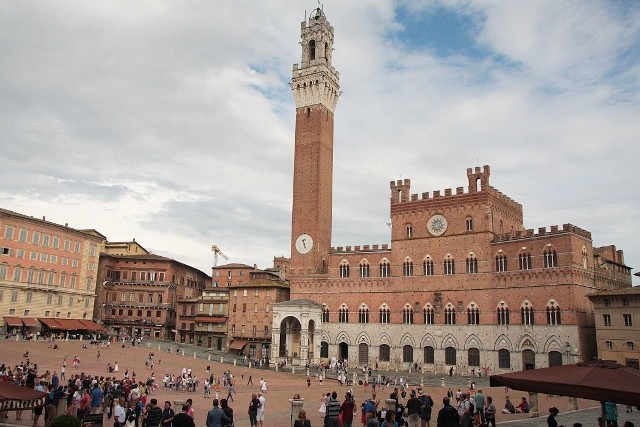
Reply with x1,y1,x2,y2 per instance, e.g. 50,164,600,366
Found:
441,334,459,349
493,334,513,351
518,335,538,352
319,330,330,342
356,332,371,346
463,334,483,350
399,333,416,347
336,331,351,345
420,334,437,349
377,333,391,346
543,336,564,353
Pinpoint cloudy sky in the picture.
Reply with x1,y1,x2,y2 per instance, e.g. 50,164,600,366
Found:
1,1,639,281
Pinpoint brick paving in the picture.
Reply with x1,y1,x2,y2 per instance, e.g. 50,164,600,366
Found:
1,338,635,426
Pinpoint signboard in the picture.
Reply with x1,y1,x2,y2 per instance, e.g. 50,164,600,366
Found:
82,413,104,427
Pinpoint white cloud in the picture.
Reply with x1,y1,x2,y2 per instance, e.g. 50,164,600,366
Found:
1,1,638,281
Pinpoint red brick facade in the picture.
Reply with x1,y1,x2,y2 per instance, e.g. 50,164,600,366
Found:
277,9,633,373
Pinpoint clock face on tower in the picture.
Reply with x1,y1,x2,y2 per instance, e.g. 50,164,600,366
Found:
295,233,314,254
427,214,448,236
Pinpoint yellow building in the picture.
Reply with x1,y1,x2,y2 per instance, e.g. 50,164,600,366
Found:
0,208,105,333
588,286,640,368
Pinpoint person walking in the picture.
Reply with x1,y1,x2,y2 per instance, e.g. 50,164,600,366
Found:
325,391,341,427
436,397,459,427
340,391,355,427
257,392,266,427
205,399,230,427
161,401,175,427
220,399,233,427
225,384,235,402
144,399,163,427
248,393,259,427
90,383,104,414
474,389,485,425
170,405,194,427
485,397,496,427
406,390,422,427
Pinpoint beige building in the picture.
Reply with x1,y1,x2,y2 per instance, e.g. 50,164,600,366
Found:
588,286,640,368
0,208,105,332
176,287,229,350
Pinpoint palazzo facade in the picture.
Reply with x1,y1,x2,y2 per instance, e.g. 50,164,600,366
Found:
271,8,633,374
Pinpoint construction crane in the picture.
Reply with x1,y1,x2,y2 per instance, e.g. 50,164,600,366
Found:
211,245,229,267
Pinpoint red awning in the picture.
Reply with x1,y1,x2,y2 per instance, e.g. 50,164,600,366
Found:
21,318,40,327
38,318,64,330
78,320,104,331
229,340,248,350
3,317,23,327
0,381,48,410
193,317,226,323
54,319,85,330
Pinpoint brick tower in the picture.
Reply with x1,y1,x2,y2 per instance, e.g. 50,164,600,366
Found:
290,8,340,275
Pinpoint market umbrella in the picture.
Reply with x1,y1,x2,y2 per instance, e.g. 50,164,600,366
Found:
0,381,48,411
489,359,640,407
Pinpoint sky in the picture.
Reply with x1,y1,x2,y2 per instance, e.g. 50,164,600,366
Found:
1,1,639,281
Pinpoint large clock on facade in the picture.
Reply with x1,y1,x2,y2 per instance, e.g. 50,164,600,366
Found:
427,214,448,236
295,233,314,254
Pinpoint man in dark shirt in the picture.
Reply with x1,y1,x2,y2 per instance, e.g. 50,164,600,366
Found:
145,399,164,427
406,390,422,426
171,405,195,427
339,391,355,427
161,401,175,427
437,397,459,427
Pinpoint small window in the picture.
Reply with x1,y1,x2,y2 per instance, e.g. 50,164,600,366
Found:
603,314,612,326
406,225,413,238
626,342,635,351
605,341,613,350
624,314,633,327
465,218,473,231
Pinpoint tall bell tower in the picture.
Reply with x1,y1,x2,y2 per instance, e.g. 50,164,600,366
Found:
290,8,340,275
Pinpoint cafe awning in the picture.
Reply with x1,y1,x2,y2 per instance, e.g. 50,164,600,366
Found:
229,340,248,350
38,318,64,330
21,318,40,327
53,319,85,330
78,320,104,331
3,317,23,327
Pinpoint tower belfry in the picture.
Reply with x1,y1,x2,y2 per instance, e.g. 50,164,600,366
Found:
290,8,340,275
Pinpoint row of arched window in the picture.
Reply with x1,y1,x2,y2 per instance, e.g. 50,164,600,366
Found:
322,300,562,326
337,247,566,278
320,343,563,369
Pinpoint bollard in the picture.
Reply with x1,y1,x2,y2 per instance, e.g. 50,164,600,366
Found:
289,398,304,426
220,357,224,363
249,361,252,368
234,359,237,366
181,350,185,356
292,366,295,374
208,355,211,361
158,344,161,350
193,352,197,359
441,378,445,387
276,365,279,372
421,377,424,387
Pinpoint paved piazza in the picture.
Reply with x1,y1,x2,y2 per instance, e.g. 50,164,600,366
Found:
1,338,636,426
